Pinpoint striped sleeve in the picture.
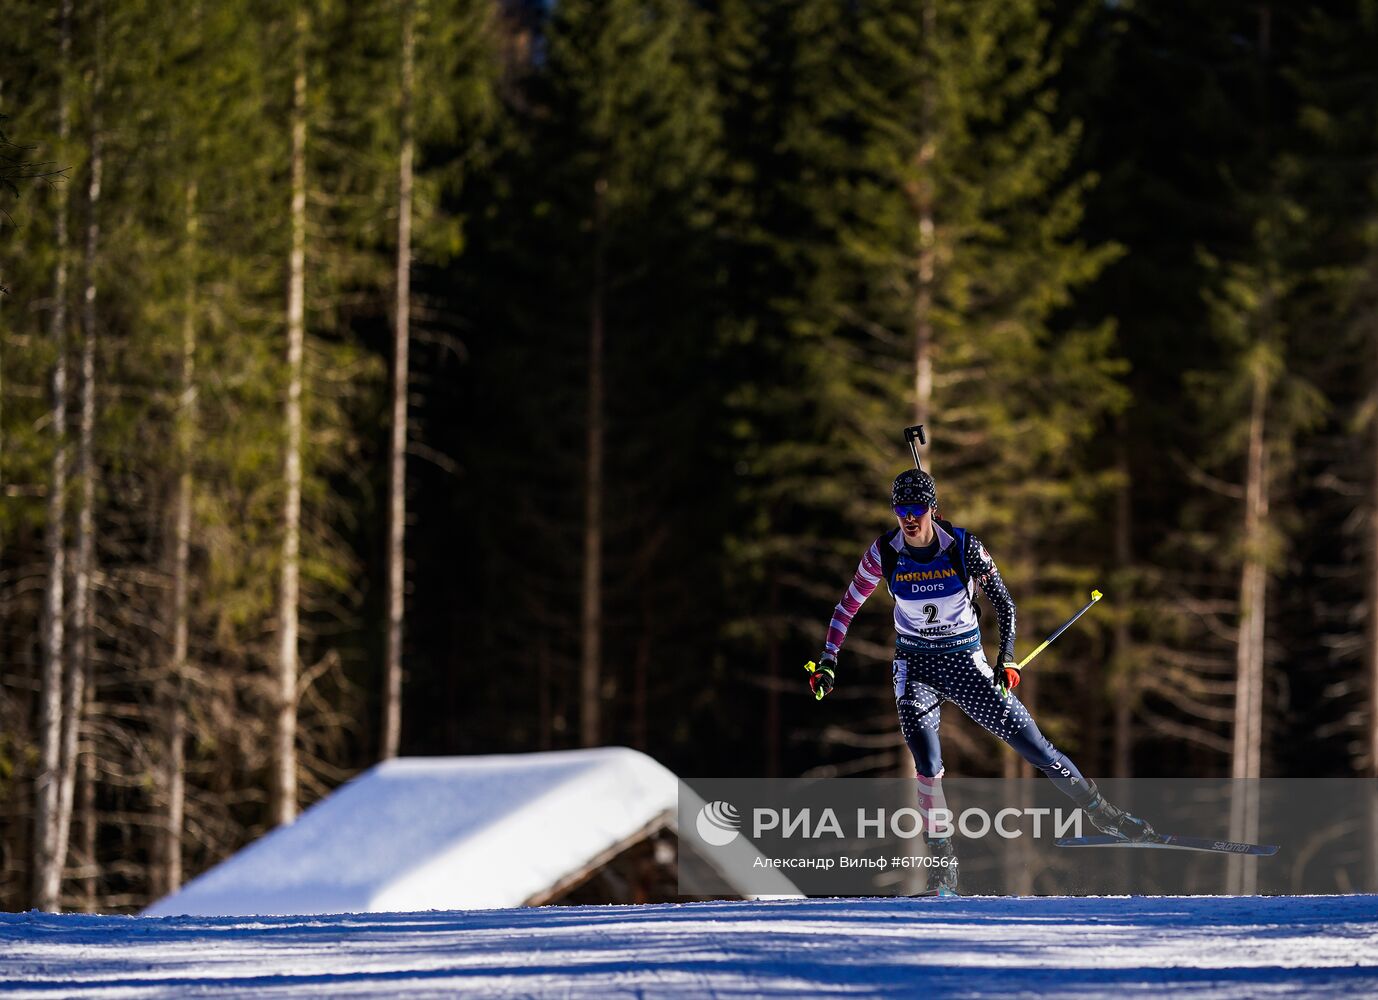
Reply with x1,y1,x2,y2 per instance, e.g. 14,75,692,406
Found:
823,538,885,658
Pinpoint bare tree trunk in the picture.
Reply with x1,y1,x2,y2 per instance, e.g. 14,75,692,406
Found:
50,31,104,910
77,685,96,912
382,0,416,762
1365,266,1378,890
1227,4,1275,894
160,182,198,896
1228,365,1268,893
58,60,103,902
633,619,649,753
896,0,937,784
765,580,780,778
580,176,607,748
538,634,551,749
910,0,936,443
275,4,308,826
160,699,186,896
1112,438,1134,778
34,0,74,912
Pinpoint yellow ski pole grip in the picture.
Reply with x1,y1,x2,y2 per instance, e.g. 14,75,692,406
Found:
804,660,830,700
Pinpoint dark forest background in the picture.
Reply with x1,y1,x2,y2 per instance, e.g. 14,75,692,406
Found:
2,0,1377,912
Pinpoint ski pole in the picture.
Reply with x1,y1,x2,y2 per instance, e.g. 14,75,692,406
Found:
1017,589,1103,670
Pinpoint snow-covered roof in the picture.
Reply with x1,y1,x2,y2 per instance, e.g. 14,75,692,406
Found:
146,747,790,916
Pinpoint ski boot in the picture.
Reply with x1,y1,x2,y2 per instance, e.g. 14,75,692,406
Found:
1084,785,1157,842
918,834,960,896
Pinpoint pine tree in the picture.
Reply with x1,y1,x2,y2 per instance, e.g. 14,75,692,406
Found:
708,0,858,775
381,0,499,760
535,0,722,748
31,0,74,913
1285,0,1378,887
1104,2,1328,886
726,0,1124,778
381,0,416,763
1056,0,1306,781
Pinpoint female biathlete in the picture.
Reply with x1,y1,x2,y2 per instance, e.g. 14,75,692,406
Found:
808,468,1152,894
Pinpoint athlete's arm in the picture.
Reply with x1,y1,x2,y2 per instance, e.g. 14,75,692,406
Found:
966,533,1016,664
823,538,885,658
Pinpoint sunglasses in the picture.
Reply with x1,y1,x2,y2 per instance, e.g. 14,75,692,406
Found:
894,504,930,519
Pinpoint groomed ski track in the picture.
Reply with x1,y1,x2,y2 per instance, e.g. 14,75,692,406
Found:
3,895,1377,998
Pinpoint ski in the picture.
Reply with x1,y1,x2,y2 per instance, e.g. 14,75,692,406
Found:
912,886,961,897
1055,833,1279,857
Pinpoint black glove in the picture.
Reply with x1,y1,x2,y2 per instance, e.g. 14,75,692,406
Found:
806,655,836,701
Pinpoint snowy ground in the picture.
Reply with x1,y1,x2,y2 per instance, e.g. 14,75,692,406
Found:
3,895,1378,998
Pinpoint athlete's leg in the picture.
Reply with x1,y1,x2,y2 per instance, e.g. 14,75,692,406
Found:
894,651,943,777
941,648,1097,807
895,651,958,888
894,650,953,837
